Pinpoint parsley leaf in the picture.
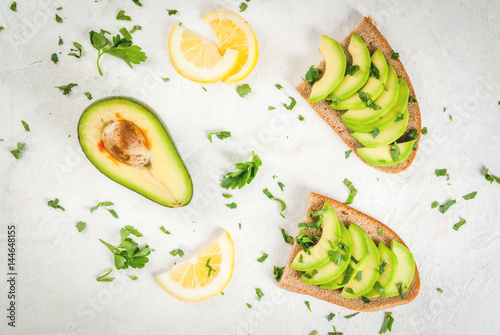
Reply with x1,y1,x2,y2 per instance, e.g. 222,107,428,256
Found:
378,228,383,235
246,303,252,308
304,301,312,312
122,225,142,238
58,36,64,45
344,312,359,319
129,275,138,280
407,129,419,139
391,52,399,60
48,198,65,211
268,106,276,110
372,281,386,296
328,313,336,321
346,65,360,76
107,209,118,218
345,150,352,159
438,200,456,214
208,131,231,143
226,202,237,209
116,10,131,21
21,120,30,132
421,127,428,135
278,181,285,191
453,218,466,231
55,83,77,95
409,96,417,103
221,151,262,189
0,26,4,31
167,9,178,16
485,168,500,184
359,91,381,110
262,188,286,218
236,84,251,97
239,2,248,11
89,29,147,76
369,63,380,79
51,53,59,63
343,178,357,204
372,128,380,138
379,312,394,334
397,282,405,300
84,92,93,100
362,296,371,304
10,2,16,12
257,253,268,263
281,228,293,244
462,191,477,200
130,25,142,34
170,249,184,257
431,201,440,209
299,114,304,121
222,193,233,199
283,96,296,110
255,288,264,301
90,201,114,213
435,169,447,177
132,0,142,6
275,84,283,90
273,265,284,282
390,142,400,162
437,288,443,293
100,228,151,270
394,113,405,122
55,14,63,23
68,42,82,58
379,260,387,274
96,269,114,282
159,226,171,235
76,221,86,232
296,230,318,255
206,257,215,277
10,143,26,159
304,65,322,85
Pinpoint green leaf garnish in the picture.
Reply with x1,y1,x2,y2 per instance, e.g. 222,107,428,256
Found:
130,25,142,34
372,281,386,296
208,131,231,143
437,288,443,293
369,63,380,79
421,127,428,135
90,201,114,213
346,65,360,76
378,228,383,235
343,178,357,204
449,114,453,121
298,114,304,121
304,301,312,312
394,113,404,122
338,265,354,285
344,312,359,319
116,10,131,21
391,52,399,60
283,96,296,110
170,249,184,257
268,106,276,110
206,257,215,277
379,312,394,334
84,92,93,100
222,193,233,199
10,2,16,12
10,142,25,159
226,202,237,209
159,226,171,235
328,313,336,321
167,9,178,16
407,129,419,139
304,65,322,85
273,265,284,282
58,36,63,45
356,271,362,281
76,221,86,232
438,200,456,214
236,84,251,97
345,150,352,159
51,53,58,64
68,42,82,58
221,151,262,189
328,250,342,265
358,91,381,110
96,269,114,282
372,128,380,138
55,83,77,95
257,253,268,263
409,96,417,102
255,288,264,301
162,77,169,82
277,181,285,191
262,188,286,218
108,209,119,218
435,168,447,177
239,2,248,11
379,260,387,274
281,228,293,244
48,198,65,211
431,201,439,208
275,84,283,90
390,142,400,162
246,303,252,308
129,275,138,280
100,227,151,270
485,168,500,184
55,14,63,23
21,120,30,132
462,191,477,200
453,218,466,231
397,282,405,300
299,254,303,263
362,296,371,304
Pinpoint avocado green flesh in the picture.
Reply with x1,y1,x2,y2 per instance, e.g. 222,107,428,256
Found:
341,234,380,298
351,107,409,148
385,240,416,297
344,79,409,133
301,222,352,285
331,49,388,110
341,65,399,125
363,242,399,298
291,203,342,272
357,140,415,167
78,97,193,207
319,224,370,290
308,35,347,103
326,33,370,101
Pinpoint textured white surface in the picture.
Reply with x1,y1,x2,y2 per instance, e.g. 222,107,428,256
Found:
1,0,500,334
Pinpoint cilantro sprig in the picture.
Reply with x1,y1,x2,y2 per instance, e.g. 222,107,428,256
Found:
221,151,262,189
304,65,322,85
100,225,151,270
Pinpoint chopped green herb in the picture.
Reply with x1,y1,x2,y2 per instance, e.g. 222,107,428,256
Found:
167,9,178,15
346,65,360,76
10,2,17,11
281,228,293,244
96,269,114,282
372,281,386,296
21,120,30,132
431,201,439,208
328,313,336,321
391,52,399,60
394,113,404,122
311,331,318,335
226,202,237,209
409,96,417,103
58,36,63,45
449,114,453,121
437,288,443,293
435,168,447,177
283,96,296,110
345,150,352,159
343,178,357,204
129,275,138,280
344,312,359,319
0,26,4,31
76,221,86,232
162,77,169,82
48,198,65,211
255,288,264,301
299,254,303,263
372,128,380,138
262,188,286,217
90,201,114,213
390,142,400,162
369,63,380,79
273,265,284,282
356,271,362,281
51,53,59,63
68,42,82,58
238,223,242,229
236,84,251,97
202,87,207,91
378,228,383,235
83,92,93,100
122,225,142,238
268,106,276,110
462,191,477,200
338,265,354,286
55,83,77,95
170,249,184,257
379,312,394,334
485,168,500,184
159,226,171,235
246,303,252,308
412,140,418,151
221,151,262,189
257,253,268,263
206,257,215,277
55,14,63,23
304,65,322,85
100,226,151,270
275,84,283,90
438,200,456,214
299,114,304,121
453,218,466,231
239,2,248,11
222,193,233,199
130,25,142,34
328,250,342,265
10,143,26,159
397,282,405,300
277,181,285,191
208,131,231,143
421,127,428,135
359,91,381,110
407,129,419,139
116,10,131,21
362,296,371,304
379,260,387,274
304,301,312,312
443,107,447,112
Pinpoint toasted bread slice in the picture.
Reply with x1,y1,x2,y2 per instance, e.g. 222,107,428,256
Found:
296,17,421,173
279,192,420,312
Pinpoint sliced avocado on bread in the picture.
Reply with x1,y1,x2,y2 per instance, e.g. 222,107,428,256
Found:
279,192,420,312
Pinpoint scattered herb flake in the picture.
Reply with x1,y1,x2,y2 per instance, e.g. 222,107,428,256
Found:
275,84,283,90
345,150,352,159
246,303,252,308
281,228,293,244
96,269,114,282
397,282,405,300
84,92,92,100
299,114,304,121
55,83,77,95
170,249,184,257
343,178,357,204
206,257,215,277
51,53,59,63
462,191,477,200
369,63,380,79
222,193,233,199
129,275,138,280
435,168,447,177
328,313,336,321
239,2,248,11
226,202,237,209
453,218,466,231
208,131,231,143
359,91,381,110
278,181,285,191
167,9,178,16
379,312,394,334
283,96,296,110
344,312,360,319
255,288,264,301
409,96,417,103
10,143,26,159
346,65,360,76
236,84,251,97
304,300,312,312
162,77,169,82
407,129,419,139
10,2,17,12
391,52,399,60
394,113,404,122
437,288,443,293
379,260,387,274
431,201,440,209
90,201,114,213
21,120,30,132
422,127,428,135
257,253,268,263
262,188,286,218
76,221,86,232
159,226,171,235
221,151,262,189
362,296,371,304
107,208,119,219
48,198,65,211
268,106,276,110
485,168,500,184
55,14,63,23
438,200,456,214
449,114,452,121
273,265,284,282
372,128,380,138
116,10,131,21
58,36,64,45
68,42,82,58
357,271,362,281
390,142,400,162
304,65,322,85
378,228,383,235
130,25,142,33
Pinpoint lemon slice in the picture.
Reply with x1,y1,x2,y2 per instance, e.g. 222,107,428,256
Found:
168,25,240,83
203,11,258,83
156,231,235,302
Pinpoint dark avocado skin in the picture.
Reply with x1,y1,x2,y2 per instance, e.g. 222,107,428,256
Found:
77,96,193,207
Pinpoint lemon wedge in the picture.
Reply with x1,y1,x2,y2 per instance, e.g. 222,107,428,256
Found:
156,231,235,302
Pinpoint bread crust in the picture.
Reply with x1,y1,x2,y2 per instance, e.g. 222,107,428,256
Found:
279,192,420,312
295,17,421,173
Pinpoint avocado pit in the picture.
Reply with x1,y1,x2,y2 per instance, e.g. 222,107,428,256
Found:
102,120,150,167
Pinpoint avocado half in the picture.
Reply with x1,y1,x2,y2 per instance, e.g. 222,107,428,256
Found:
78,96,193,207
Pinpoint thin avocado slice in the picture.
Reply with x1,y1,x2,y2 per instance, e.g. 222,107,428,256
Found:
319,224,370,290
341,232,380,298
78,97,193,207
341,65,399,125
344,79,409,133
357,140,415,167
291,203,342,272
301,222,352,285
351,107,408,147
385,240,415,297
326,33,370,101
308,35,347,102
331,49,388,110
363,242,399,298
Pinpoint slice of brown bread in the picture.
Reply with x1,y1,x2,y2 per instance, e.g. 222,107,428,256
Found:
279,192,420,312
296,17,421,173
